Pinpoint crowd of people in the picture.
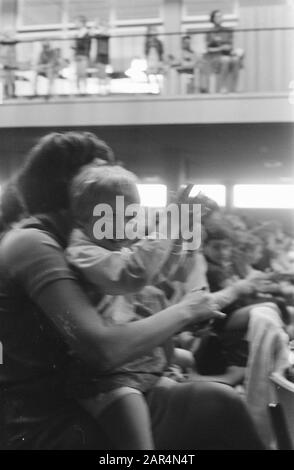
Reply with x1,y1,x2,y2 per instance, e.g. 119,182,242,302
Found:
0,131,293,450
148,10,244,94
0,9,243,99
0,16,111,99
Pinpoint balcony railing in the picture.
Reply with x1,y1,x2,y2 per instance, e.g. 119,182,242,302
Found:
0,27,293,102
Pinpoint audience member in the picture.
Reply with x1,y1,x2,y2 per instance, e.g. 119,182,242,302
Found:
34,42,60,97
0,31,18,99
145,26,164,75
93,21,110,94
199,9,243,93
74,16,91,94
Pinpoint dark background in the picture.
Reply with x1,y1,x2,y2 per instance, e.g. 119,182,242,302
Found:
0,122,293,231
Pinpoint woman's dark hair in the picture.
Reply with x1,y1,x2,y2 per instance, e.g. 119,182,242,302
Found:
0,178,27,229
210,9,221,24
18,132,115,215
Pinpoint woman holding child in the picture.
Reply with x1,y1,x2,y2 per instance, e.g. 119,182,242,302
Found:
0,132,263,449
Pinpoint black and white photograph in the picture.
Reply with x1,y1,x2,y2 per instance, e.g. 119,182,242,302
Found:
0,0,293,454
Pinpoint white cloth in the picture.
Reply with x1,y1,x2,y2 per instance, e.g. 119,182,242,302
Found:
245,304,290,448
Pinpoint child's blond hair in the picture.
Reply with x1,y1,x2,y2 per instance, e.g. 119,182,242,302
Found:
70,163,139,225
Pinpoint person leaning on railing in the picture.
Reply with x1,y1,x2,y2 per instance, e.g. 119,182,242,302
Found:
168,35,199,94
144,26,164,75
0,31,18,99
73,15,92,94
199,9,244,93
34,42,66,98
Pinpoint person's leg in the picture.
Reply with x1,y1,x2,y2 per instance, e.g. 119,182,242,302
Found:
100,393,154,450
47,66,54,97
218,55,231,92
198,54,210,93
228,56,240,92
33,67,40,95
191,365,246,387
81,390,154,450
76,56,82,92
7,70,15,98
80,56,88,94
3,71,9,99
147,379,264,450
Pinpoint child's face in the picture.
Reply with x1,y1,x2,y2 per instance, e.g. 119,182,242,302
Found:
85,185,141,249
205,239,232,264
245,244,263,266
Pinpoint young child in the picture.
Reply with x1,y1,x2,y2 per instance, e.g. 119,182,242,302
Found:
65,163,189,449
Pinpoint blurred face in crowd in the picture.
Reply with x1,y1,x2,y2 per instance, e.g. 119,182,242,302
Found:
205,238,232,264
212,10,222,26
244,243,263,267
266,230,284,255
182,36,192,51
76,16,87,29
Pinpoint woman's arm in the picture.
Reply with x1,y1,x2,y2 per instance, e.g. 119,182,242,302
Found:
34,278,204,372
2,227,222,373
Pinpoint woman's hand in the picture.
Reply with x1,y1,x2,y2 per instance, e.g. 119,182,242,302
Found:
179,290,226,326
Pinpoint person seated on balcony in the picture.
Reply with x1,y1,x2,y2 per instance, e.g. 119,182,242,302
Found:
169,35,197,94
93,20,111,95
144,26,164,76
34,41,58,98
199,10,243,93
73,16,92,94
0,31,18,99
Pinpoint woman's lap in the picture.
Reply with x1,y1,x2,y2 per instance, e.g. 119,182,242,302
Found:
146,378,264,450
6,379,263,450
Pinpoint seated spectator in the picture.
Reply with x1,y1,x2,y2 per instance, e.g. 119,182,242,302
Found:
233,233,264,279
170,35,198,94
93,20,111,95
144,26,164,76
199,9,243,93
0,31,18,99
34,42,60,97
73,16,92,94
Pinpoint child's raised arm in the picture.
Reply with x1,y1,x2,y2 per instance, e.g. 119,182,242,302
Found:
67,232,177,295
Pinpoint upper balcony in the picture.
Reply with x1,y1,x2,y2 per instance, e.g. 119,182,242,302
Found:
0,26,293,127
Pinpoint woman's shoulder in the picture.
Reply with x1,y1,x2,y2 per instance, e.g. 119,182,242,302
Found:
0,218,63,268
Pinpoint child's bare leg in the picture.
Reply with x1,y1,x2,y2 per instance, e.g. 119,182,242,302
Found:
81,391,154,450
